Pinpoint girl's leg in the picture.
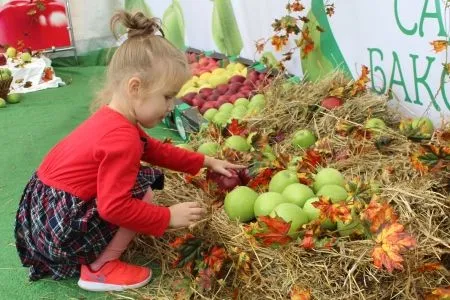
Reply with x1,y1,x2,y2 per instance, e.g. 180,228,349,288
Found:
89,188,154,271
78,188,154,292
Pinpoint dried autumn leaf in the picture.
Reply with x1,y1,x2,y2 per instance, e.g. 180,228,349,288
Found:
290,0,305,12
300,229,315,250
312,196,352,223
248,168,275,189
431,40,448,53
290,285,311,300
226,119,248,136
361,196,398,233
234,249,252,280
204,245,228,273
443,63,450,76
425,286,450,300
272,35,289,51
300,28,315,58
253,216,293,247
170,234,195,249
195,268,213,291
372,222,416,272
350,65,370,96
326,4,335,17
417,262,444,273
256,39,266,53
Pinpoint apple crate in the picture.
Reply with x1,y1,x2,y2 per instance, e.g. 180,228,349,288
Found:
0,77,12,99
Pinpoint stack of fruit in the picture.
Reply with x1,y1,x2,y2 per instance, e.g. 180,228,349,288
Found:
189,56,220,76
3,46,33,64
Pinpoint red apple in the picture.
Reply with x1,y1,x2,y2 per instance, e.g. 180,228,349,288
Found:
184,92,197,101
200,87,214,97
206,169,242,191
200,101,217,114
229,75,246,84
258,72,267,80
207,94,219,102
248,71,260,82
243,79,255,87
199,57,209,67
321,96,343,110
229,82,242,93
217,84,229,95
192,97,206,107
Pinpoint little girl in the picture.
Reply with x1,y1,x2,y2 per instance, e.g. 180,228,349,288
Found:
14,10,243,292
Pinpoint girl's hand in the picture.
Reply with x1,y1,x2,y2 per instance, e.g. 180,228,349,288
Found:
204,156,246,177
168,202,206,228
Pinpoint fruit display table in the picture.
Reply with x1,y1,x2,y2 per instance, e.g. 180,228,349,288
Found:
0,54,63,95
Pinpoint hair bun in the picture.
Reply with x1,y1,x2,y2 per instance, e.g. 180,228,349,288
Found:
111,10,164,40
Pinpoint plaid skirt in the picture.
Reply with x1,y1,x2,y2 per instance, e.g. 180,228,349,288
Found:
14,166,164,281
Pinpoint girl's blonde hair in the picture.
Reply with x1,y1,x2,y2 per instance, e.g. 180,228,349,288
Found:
91,10,191,112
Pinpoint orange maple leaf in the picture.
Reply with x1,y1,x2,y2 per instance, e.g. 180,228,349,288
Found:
272,35,289,51
290,285,311,300
299,28,315,58
425,286,450,300
256,38,266,53
416,262,444,273
204,245,228,273
298,149,323,172
170,234,195,249
361,196,398,233
430,40,448,53
253,216,293,247
350,65,370,96
372,222,416,273
289,0,305,12
312,196,352,223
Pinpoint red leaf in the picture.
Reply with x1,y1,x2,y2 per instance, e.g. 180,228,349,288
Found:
300,230,315,250
170,234,195,249
290,285,311,300
204,246,228,273
252,216,292,247
226,119,248,136
417,262,444,273
248,168,275,189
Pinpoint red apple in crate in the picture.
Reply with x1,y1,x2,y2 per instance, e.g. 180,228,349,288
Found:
229,82,242,93
321,96,343,110
198,57,209,67
229,93,246,104
184,92,197,101
229,75,246,84
248,71,260,82
207,94,219,102
200,87,214,97
225,89,236,96
192,97,206,107
200,101,217,114
217,84,229,95
243,79,254,87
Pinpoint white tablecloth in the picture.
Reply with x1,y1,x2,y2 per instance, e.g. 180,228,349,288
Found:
0,56,64,94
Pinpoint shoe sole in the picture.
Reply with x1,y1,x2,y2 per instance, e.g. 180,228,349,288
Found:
77,272,152,292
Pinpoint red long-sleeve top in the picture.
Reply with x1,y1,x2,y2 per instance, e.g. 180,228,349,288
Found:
37,106,205,236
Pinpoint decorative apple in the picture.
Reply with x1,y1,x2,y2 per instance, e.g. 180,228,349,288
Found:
21,52,32,63
197,142,219,156
224,186,258,222
229,75,246,84
269,170,299,193
313,168,346,192
254,192,287,217
302,197,336,230
321,96,343,110
219,103,234,114
281,183,315,207
225,135,251,152
269,203,309,237
0,54,6,66
6,93,21,104
6,47,16,58
230,105,248,120
364,118,387,132
234,98,250,107
316,184,348,203
212,111,230,127
0,98,6,108
291,129,316,149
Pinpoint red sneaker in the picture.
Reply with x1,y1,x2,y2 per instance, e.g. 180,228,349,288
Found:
78,259,152,292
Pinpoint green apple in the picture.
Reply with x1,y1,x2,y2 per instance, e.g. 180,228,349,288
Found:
250,94,266,107
197,142,219,156
302,197,336,230
337,209,364,237
254,192,287,217
0,68,12,80
224,135,251,152
6,93,21,104
269,170,299,193
281,183,315,207
270,203,309,237
21,52,32,63
313,168,345,192
230,105,248,120
364,118,387,132
224,186,259,222
411,117,434,137
234,98,250,107
212,111,230,127
203,108,218,121
219,103,234,113
316,184,348,203
291,129,316,148
0,98,6,108
6,47,16,58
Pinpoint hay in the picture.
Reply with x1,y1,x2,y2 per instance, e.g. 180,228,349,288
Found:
123,72,449,300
